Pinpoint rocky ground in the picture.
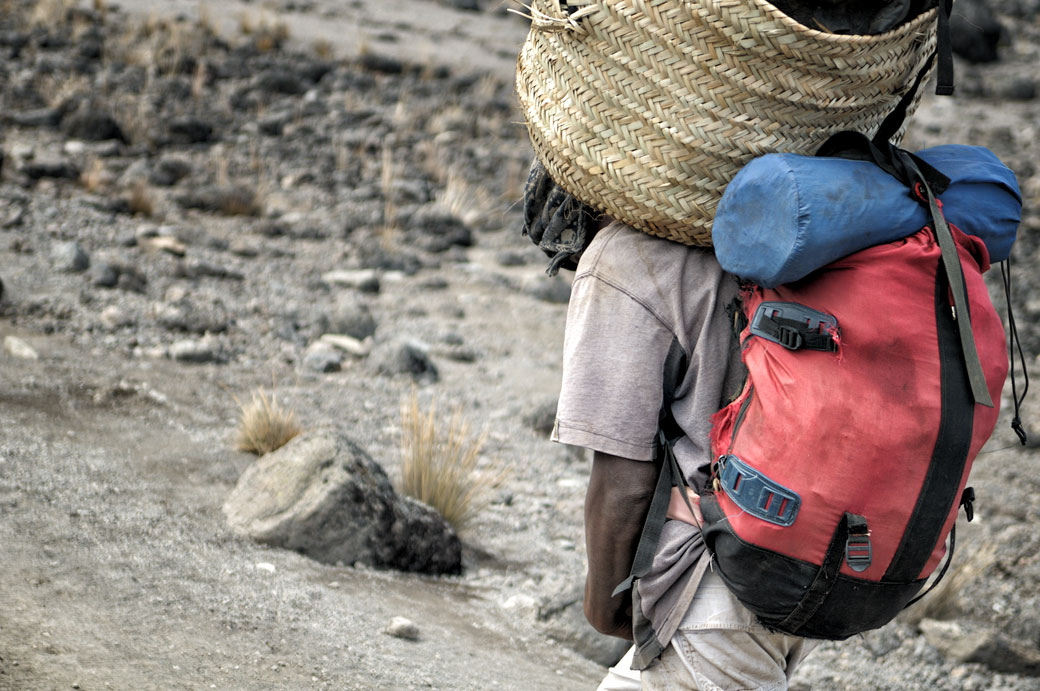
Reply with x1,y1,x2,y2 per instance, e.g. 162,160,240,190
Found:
0,0,1038,689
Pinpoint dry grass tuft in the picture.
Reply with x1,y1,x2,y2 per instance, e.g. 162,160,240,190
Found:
235,388,302,455
128,179,155,217
399,393,507,531
31,0,72,28
312,38,333,60
80,157,108,193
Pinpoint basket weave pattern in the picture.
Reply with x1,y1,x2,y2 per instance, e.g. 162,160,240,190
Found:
516,0,937,246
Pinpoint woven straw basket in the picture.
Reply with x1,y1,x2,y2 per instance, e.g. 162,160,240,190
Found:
515,0,938,246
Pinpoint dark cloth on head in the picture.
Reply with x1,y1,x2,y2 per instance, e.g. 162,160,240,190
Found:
770,0,936,35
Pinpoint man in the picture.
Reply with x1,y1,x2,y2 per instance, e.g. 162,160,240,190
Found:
521,2,941,687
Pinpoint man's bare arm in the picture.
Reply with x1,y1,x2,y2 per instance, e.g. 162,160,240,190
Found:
583,451,658,640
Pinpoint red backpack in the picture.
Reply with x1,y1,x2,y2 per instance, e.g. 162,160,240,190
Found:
702,217,1007,638
692,117,1026,637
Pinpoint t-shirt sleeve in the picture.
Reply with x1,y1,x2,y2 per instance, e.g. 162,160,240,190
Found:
553,274,677,461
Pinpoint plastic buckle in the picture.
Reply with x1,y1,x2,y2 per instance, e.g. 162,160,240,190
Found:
775,325,804,350
716,454,801,527
845,533,873,572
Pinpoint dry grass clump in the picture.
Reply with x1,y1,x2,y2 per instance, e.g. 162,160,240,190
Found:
399,393,507,531
239,10,290,52
235,388,302,455
128,180,155,216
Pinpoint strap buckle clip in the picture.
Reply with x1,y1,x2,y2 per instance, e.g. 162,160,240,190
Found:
845,532,873,572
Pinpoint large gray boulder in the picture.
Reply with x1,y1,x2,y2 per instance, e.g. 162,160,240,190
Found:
224,428,462,575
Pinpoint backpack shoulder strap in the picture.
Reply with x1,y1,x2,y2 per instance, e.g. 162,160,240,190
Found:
612,337,688,597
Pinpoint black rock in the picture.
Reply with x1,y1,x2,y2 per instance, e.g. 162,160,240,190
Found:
166,117,214,145
371,339,438,382
62,109,127,143
89,262,119,288
9,107,63,128
253,69,308,95
149,156,192,187
950,0,1003,64
358,53,404,75
22,156,79,180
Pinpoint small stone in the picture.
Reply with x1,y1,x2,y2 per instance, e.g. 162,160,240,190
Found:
385,617,420,641
166,117,214,145
90,262,119,288
169,339,221,364
100,305,134,329
141,236,187,257
327,295,377,340
4,336,38,360
321,269,381,294
62,109,126,142
370,338,438,382
52,241,90,272
23,156,80,180
150,156,192,187
319,334,371,357
303,343,343,373
256,562,276,573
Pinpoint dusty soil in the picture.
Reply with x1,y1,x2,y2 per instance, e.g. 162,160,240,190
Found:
0,0,1038,689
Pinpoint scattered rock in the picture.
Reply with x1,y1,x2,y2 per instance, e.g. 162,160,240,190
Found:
140,236,187,257
223,428,462,574
407,204,473,253
950,0,1003,63
358,53,404,74
165,116,215,145
253,69,310,95
9,107,63,128
169,338,222,364
52,241,90,273
327,295,377,340
919,619,1040,676
89,262,120,288
3,335,38,360
61,108,127,142
319,333,372,358
149,156,192,187
21,155,80,180
384,617,421,641
321,269,381,294
176,259,244,281
303,342,343,372
370,338,438,382
156,301,228,334
99,305,134,329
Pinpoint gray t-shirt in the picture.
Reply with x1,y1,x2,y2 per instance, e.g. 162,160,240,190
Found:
553,221,743,662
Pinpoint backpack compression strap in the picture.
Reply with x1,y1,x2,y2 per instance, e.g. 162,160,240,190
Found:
612,338,689,597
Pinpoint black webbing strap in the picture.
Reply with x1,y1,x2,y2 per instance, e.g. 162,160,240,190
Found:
935,0,955,96
902,155,994,408
905,523,956,608
612,338,689,597
778,513,868,634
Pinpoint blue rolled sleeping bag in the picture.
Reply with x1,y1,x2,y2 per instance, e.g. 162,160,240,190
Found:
713,145,1022,288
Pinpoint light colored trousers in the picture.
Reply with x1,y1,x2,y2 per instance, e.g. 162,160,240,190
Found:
597,568,819,691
